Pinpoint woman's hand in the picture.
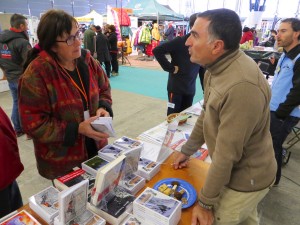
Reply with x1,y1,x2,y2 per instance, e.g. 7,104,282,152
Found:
96,107,110,117
78,116,109,141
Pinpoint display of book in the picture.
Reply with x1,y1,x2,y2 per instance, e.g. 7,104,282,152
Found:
91,116,115,137
0,210,41,225
28,186,59,224
88,186,135,225
120,214,142,225
98,144,127,162
136,157,161,181
133,187,181,225
82,156,109,176
90,154,126,206
119,173,146,195
113,136,143,151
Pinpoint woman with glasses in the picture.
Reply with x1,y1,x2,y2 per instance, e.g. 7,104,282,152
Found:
18,9,113,180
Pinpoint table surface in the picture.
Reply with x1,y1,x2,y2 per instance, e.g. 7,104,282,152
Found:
20,154,210,225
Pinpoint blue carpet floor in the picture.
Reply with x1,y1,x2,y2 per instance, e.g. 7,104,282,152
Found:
109,66,203,103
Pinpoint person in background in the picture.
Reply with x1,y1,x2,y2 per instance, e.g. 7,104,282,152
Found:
0,107,24,217
269,18,300,186
0,13,32,137
83,24,96,55
173,9,276,225
164,22,175,41
107,25,119,76
95,25,111,78
18,9,113,180
240,26,253,44
153,13,205,115
263,29,277,47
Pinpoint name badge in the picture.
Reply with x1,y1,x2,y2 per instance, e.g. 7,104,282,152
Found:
167,102,175,109
84,110,90,120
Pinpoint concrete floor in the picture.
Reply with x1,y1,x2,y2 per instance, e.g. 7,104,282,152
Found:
0,59,300,224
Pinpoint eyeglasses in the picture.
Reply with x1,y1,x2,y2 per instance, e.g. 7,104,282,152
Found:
56,31,81,46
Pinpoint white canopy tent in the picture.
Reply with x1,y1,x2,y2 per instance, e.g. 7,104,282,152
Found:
75,10,103,26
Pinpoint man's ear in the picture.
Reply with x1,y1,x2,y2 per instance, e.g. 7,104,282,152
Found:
212,40,225,55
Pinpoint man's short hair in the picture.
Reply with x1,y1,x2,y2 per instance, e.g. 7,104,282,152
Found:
281,18,300,40
270,29,277,35
197,8,242,51
10,14,27,29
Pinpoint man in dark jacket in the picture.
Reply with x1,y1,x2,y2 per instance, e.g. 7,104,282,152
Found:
95,25,111,78
0,107,24,217
84,25,96,55
153,13,205,115
0,14,32,137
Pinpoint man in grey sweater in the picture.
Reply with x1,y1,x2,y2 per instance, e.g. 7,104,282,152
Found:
173,9,276,225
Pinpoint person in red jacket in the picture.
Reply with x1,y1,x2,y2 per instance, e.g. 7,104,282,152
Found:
240,26,253,44
0,107,24,217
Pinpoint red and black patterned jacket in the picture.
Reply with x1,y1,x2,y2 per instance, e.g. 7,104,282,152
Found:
0,107,24,189
18,49,112,179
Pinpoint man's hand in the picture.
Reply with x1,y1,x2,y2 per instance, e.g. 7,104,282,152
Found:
191,204,214,225
173,152,189,169
96,108,110,117
78,116,109,141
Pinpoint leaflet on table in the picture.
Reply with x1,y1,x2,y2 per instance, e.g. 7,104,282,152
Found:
140,121,178,163
183,101,202,116
91,117,115,137
138,123,168,145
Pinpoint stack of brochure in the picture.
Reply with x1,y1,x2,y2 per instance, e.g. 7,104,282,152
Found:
133,187,182,225
54,180,105,225
119,173,146,195
0,210,41,225
136,157,161,181
98,144,127,162
120,214,142,225
28,186,59,224
91,116,115,137
81,155,109,176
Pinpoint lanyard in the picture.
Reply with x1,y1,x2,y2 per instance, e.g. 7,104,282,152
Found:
58,63,89,109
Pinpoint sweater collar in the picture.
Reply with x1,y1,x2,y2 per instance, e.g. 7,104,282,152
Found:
206,48,241,75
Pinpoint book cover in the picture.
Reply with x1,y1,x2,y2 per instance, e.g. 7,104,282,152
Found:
91,117,115,137
29,186,59,223
119,173,145,195
121,215,142,225
123,146,142,176
133,188,181,225
98,144,126,162
58,180,89,225
113,136,143,150
136,157,160,181
88,186,135,225
0,210,41,225
91,154,126,206
82,156,109,176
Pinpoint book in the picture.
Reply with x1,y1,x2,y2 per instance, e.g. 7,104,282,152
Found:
88,186,135,225
121,215,142,225
28,186,59,224
98,144,127,162
122,145,142,176
81,156,109,176
91,116,115,137
0,210,41,225
136,157,161,181
54,209,105,225
133,187,181,225
119,173,146,195
113,136,143,151
90,154,126,206
57,180,89,225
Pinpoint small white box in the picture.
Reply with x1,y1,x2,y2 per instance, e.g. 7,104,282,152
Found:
136,157,160,181
119,173,146,195
133,187,181,225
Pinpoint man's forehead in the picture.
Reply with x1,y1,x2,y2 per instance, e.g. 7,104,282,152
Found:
279,22,292,29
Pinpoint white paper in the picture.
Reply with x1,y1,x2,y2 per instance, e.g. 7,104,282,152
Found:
91,117,115,137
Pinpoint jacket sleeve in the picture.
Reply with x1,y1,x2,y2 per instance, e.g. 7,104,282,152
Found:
276,58,300,119
152,40,177,73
